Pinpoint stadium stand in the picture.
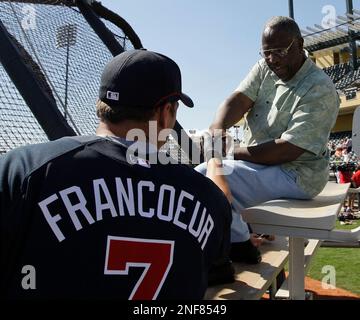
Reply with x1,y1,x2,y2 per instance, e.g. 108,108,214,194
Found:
344,87,357,100
322,60,360,91
323,62,352,84
329,131,352,145
335,67,360,90
328,131,358,173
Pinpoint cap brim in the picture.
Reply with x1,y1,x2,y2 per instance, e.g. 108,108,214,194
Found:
179,93,194,108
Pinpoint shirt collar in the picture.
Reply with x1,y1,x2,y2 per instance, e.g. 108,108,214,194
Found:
273,58,314,88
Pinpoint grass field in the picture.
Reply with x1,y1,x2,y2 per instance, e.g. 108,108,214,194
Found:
307,219,360,295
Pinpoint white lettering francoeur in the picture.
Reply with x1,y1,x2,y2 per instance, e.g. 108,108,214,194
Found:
174,191,194,230
93,178,118,221
38,178,215,249
59,186,95,230
116,177,135,216
138,181,155,218
157,184,176,221
38,194,65,242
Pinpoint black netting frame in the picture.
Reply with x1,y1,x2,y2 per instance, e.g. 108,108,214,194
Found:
0,0,142,154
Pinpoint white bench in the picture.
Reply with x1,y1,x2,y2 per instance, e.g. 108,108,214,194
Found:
241,182,352,299
206,182,358,300
275,239,321,299
205,237,320,300
205,236,289,300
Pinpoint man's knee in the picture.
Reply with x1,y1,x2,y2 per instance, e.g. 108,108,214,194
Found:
195,162,207,175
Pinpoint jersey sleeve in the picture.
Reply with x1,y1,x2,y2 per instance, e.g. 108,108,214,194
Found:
0,150,25,216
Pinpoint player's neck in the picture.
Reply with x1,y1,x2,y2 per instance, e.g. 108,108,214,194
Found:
96,120,162,148
97,120,145,139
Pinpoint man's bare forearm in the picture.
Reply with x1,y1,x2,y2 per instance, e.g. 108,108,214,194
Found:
206,158,232,203
210,92,254,130
234,139,306,165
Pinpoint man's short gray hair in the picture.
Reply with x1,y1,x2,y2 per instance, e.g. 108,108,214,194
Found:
264,16,302,38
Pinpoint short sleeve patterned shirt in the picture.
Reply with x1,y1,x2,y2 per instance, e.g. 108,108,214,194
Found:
236,58,340,197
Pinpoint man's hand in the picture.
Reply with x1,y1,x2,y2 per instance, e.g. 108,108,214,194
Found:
202,130,223,162
204,130,233,203
202,130,234,162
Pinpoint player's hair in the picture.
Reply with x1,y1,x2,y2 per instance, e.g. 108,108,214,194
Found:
96,99,177,123
264,16,302,39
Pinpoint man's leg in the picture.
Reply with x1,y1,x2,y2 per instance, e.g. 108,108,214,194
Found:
195,160,309,263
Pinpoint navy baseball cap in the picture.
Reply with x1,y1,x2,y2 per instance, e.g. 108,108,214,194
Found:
99,49,194,108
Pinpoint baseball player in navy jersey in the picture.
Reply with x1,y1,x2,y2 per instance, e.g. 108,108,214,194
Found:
0,49,233,300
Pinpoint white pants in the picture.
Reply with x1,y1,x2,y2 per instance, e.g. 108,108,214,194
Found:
195,160,310,242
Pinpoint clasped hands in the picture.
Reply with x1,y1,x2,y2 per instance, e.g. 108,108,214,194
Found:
202,129,233,163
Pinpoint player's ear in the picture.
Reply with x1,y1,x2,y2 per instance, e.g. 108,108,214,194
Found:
158,102,174,130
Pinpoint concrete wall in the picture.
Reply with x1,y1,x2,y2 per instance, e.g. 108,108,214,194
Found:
332,113,353,133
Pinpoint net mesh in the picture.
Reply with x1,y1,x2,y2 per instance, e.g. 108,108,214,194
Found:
0,0,136,154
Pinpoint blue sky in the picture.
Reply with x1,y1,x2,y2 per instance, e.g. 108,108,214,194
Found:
101,0,357,130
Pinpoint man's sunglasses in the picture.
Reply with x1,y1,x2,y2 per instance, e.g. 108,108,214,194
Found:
259,39,295,59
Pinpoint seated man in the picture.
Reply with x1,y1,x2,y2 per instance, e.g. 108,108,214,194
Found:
0,49,232,300
196,16,340,264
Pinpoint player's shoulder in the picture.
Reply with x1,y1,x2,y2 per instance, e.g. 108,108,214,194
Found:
0,135,101,178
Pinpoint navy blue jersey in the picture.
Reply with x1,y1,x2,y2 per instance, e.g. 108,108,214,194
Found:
0,136,231,300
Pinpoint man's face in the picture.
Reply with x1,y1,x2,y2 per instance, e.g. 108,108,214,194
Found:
261,29,304,81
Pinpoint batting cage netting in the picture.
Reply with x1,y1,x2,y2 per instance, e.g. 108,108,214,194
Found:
0,0,142,154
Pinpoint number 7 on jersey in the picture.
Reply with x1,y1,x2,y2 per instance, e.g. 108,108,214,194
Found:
104,236,174,300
